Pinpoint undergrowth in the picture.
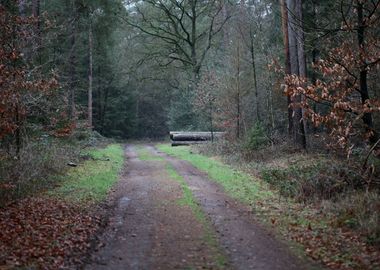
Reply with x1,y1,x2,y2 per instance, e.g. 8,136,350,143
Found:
196,138,380,246
0,139,78,206
0,128,110,206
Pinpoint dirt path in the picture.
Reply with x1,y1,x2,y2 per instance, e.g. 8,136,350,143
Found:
85,144,320,270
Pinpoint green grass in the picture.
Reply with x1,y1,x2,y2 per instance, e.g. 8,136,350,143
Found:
49,144,124,205
157,144,273,204
165,163,227,268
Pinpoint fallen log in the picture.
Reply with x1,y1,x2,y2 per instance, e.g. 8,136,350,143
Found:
171,141,207,147
169,131,225,135
169,131,225,140
172,134,208,141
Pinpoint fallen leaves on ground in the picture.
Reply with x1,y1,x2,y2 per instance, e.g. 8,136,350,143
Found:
288,221,380,269
256,202,380,270
0,197,101,269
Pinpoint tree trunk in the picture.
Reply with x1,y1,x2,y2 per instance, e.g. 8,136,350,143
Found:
311,1,319,134
18,0,26,17
295,0,307,142
32,0,41,64
236,40,241,139
222,1,229,52
280,0,293,135
209,101,214,142
191,0,198,77
286,0,306,149
32,0,40,17
69,1,77,120
357,1,377,143
249,28,260,123
88,19,93,129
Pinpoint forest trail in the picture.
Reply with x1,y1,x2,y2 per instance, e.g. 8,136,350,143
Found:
85,144,318,270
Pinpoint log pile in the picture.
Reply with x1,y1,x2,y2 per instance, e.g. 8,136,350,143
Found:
170,131,224,146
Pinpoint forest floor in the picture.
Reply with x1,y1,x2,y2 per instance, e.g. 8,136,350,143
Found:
85,144,321,270
2,143,377,269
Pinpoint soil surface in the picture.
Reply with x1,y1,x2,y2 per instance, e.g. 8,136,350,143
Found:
85,144,321,270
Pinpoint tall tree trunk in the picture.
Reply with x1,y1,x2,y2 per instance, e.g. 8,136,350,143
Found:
15,0,27,154
18,0,28,61
287,0,306,149
191,0,197,77
295,0,308,142
249,28,260,123
357,1,377,143
100,87,109,133
32,0,41,64
88,19,93,129
209,100,214,142
32,0,40,17
18,0,26,17
222,1,229,51
97,65,102,129
69,1,77,120
236,40,241,139
280,0,293,135
311,0,319,134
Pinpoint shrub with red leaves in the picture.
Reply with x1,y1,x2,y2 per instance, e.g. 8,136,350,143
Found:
0,5,58,141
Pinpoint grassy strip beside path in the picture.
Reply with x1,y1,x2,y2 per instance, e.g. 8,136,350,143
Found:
49,144,124,205
157,144,273,204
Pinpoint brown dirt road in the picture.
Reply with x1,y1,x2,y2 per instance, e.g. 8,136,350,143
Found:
85,144,322,270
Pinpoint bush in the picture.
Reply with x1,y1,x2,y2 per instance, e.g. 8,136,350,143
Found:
322,191,380,246
260,158,374,202
0,138,79,206
243,123,269,151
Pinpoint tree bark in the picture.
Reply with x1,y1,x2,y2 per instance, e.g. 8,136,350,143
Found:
18,0,27,17
209,100,214,142
32,0,41,63
88,19,93,129
286,0,306,149
295,0,308,143
280,0,294,135
311,1,319,134
69,1,77,120
236,40,241,139
249,28,260,123
222,1,229,51
357,1,377,143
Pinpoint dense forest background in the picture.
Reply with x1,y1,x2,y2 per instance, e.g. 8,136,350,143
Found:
1,0,379,146
1,0,380,198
